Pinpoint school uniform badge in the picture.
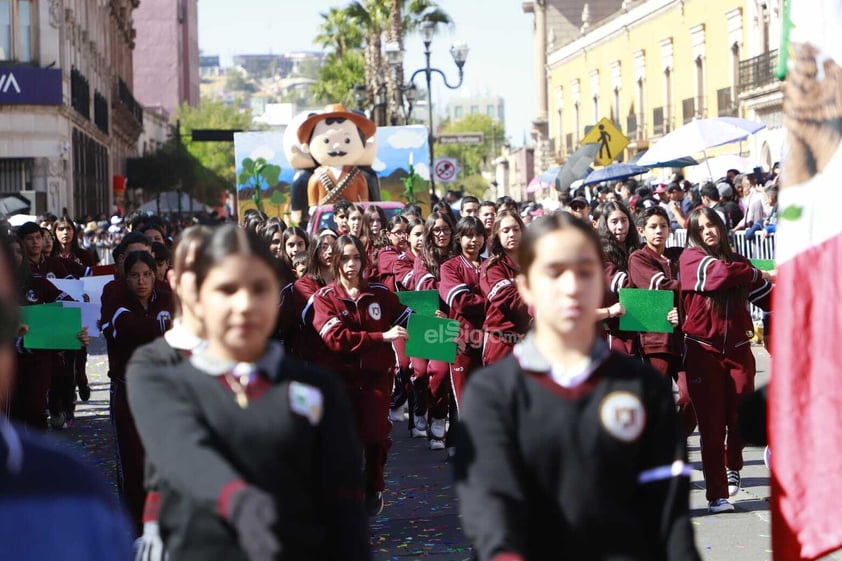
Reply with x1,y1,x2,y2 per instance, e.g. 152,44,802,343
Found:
599,391,646,442
289,381,324,426
368,302,382,320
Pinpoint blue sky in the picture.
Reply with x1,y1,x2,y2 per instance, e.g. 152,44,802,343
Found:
198,0,536,145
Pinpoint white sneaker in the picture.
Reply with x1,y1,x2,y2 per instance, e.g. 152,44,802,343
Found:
411,416,428,438
727,470,741,497
708,498,735,513
389,404,407,422
429,417,446,440
428,438,445,450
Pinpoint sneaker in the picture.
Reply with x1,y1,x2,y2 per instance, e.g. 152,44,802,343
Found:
428,438,445,450
410,416,428,438
365,491,384,516
78,384,91,402
708,498,735,513
389,404,407,422
49,412,66,430
429,417,446,440
727,469,741,497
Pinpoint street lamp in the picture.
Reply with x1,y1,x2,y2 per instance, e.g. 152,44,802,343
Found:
386,22,468,197
353,82,387,124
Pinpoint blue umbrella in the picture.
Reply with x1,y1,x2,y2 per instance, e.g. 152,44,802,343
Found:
538,165,561,185
583,163,649,186
630,151,698,168
538,143,600,191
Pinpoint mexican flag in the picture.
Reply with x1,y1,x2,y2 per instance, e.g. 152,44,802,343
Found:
770,1,842,559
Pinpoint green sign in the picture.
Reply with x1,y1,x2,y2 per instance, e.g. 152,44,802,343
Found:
405,314,459,363
21,304,82,350
618,288,674,334
397,290,439,317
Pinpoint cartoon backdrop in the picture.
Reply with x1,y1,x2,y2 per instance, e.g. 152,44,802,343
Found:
234,125,431,223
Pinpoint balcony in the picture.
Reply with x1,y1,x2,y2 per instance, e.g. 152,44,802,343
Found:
117,78,143,126
738,50,778,94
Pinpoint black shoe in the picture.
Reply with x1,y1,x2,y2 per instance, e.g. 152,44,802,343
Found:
78,385,91,402
365,491,384,517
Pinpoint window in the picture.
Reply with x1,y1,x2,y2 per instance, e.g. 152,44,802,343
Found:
682,97,695,124
652,107,664,135
454,106,463,119
0,0,35,63
470,105,479,114
486,105,495,118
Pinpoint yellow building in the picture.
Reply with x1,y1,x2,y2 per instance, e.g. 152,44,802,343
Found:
547,0,750,166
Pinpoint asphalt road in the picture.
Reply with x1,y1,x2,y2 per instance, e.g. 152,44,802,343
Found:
54,339,840,561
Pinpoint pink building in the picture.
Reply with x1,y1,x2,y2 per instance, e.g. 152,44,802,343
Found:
133,0,200,118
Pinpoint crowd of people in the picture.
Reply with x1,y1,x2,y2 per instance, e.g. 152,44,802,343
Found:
0,165,776,560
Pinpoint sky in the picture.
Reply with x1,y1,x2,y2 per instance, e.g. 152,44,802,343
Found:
198,0,537,145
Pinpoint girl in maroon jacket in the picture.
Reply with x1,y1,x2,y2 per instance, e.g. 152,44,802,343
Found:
52,217,96,409
106,250,174,533
412,212,456,448
479,210,531,366
376,215,415,428
439,216,486,436
628,206,696,438
279,229,337,360
311,234,412,516
361,204,388,282
679,207,773,513
597,201,640,355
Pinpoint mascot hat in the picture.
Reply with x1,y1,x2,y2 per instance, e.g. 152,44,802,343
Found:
297,103,377,144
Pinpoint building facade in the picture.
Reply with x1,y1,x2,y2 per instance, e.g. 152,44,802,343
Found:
0,0,141,218
133,0,199,117
544,0,784,174
447,94,505,124
494,145,534,201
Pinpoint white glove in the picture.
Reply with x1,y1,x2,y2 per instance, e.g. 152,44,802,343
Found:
133,521,167,561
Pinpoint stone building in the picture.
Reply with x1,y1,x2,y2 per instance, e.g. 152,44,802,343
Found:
0,0,142,218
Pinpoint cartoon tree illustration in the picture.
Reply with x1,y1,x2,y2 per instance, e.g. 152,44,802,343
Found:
400,161,422,205
238,156,281,212
269,190,287,216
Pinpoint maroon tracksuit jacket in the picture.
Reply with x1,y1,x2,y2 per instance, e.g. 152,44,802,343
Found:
311,281,411,494
479,254,531,366
54,249,95,279
281,275,329,362
679,247,772,502
629,246,696,437
602,257,637,355
12,277,73,429
377,246,414,292
627,246,683,357
410,257,451,419
439,255,485,404
104,287,173,533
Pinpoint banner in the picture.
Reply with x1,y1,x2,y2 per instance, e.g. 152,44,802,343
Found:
770,1,842,559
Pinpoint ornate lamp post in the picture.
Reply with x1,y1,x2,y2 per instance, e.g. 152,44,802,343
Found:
385,21,468,197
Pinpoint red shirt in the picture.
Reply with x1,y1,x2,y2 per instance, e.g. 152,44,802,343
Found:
311,281,411,383
679,247,772,353
479,254,531,337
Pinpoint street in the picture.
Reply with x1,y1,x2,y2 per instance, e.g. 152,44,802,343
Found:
56,339,839,561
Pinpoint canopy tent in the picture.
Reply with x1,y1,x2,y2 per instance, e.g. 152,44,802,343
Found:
137,191,210,215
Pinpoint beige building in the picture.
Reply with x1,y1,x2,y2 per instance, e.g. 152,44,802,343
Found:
0,0,141,218
494,145,535,201
536,0,785,176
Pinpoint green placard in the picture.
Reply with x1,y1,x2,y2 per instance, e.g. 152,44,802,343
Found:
750,259,776,271
405,314,459,363
397,290,439,317
618,288,674,334
21,304,82,350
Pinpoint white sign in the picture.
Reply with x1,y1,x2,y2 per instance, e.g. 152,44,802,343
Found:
433,158,460,183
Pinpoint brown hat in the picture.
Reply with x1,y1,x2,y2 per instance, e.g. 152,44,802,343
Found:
297,103,377,144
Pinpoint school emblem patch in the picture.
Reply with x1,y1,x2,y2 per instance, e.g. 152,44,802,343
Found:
25,289,38,303
289,381,324,426
368,302,382,320
599,391,646,442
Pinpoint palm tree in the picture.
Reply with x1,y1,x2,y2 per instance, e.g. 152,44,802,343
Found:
346,0,391,123
314,7,364,59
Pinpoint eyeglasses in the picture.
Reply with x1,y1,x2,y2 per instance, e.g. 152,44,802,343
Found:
389,230,407,237
570,203,588,211
432,227,451,235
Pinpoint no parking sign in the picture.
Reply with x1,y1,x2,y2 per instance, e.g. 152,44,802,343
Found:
433,158,460,183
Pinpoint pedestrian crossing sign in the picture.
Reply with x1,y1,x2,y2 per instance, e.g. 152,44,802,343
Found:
582,118,629,166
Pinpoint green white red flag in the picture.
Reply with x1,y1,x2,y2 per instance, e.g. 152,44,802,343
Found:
771,1,842,559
